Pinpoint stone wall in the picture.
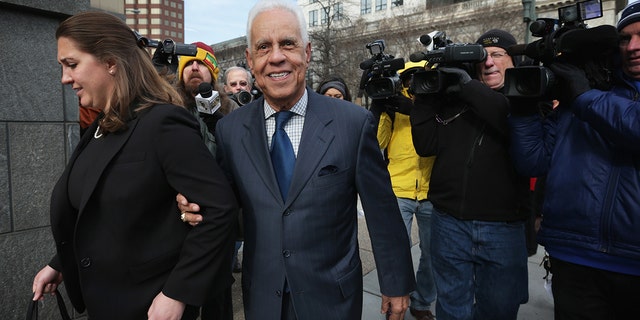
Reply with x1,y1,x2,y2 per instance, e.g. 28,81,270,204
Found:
0,1,89,319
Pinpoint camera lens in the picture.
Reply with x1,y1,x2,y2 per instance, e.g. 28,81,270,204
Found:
237,91,253,105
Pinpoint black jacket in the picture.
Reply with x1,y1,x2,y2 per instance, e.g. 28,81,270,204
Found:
410,80,528,222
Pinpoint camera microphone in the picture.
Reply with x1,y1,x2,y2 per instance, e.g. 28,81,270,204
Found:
506,44,528,56
195,82,221,114
410,52,428,62
360,58,375,70
555,25,618,55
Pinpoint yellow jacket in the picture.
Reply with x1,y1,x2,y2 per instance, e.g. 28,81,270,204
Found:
377,111,435,200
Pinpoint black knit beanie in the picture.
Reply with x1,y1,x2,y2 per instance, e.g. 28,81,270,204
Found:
476,29,517,50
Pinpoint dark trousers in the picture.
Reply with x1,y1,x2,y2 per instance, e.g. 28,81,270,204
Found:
551,257,640,320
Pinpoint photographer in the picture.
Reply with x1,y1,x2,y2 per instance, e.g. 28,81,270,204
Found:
371,61,436,320
508,2,640,317
410,29,529,320
223,66,256,106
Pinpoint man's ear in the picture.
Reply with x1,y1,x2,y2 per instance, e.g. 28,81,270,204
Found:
305,42,312,64
245,48,253,70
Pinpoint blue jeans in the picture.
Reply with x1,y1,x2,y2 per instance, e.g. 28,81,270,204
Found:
431,208,529,320
397,197,436,311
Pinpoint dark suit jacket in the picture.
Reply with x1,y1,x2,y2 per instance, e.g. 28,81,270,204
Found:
48,104,238,320
215,91,415,320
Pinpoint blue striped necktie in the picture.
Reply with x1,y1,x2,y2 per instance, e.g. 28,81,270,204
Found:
271,111,295,200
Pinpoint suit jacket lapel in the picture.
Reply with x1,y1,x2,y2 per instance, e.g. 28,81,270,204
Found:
77,117,140,216
240,101,282,202
286,93,334,206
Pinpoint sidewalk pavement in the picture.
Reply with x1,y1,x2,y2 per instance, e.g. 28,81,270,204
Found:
230,215,554,319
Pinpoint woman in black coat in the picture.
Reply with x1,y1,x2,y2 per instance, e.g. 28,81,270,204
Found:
31,11,238,320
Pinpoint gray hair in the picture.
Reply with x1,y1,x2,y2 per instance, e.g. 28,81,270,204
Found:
223,66,253,86
246,0,309,50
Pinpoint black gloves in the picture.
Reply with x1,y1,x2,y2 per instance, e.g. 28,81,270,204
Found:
439,67,471,94
370,95,413,116
152,41,179,75
549,62,590,104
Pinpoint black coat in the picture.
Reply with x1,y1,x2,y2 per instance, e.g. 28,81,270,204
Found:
48,104,238,319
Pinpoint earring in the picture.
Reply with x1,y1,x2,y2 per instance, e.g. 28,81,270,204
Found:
109,70,115,75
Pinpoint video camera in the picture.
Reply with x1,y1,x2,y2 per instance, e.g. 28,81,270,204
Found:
358,40,405,99
503,0,618,98
135,31,197,63
409,31,487,94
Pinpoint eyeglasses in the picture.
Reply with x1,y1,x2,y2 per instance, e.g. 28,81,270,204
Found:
229,81,248,87
488,51,509,60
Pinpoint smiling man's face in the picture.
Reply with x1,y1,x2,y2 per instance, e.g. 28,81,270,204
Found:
246,8,311,110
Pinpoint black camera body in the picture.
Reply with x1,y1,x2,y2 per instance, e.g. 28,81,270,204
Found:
136,31,198,57
359,40,405,99
159,39,198,56
409,31,486,95
503,0,618,99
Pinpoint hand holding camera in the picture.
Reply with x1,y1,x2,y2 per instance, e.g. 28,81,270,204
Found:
370,95,413,116
548,62,590,104
439,67,471,94
152,40,179,74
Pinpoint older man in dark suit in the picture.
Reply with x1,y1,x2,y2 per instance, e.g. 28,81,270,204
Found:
178,1,415,319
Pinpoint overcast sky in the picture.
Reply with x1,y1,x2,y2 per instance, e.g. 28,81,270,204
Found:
183,0,259,45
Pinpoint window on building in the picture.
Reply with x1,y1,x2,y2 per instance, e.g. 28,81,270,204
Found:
375,0,387,11
309,10,318,27
334,2,344,20
391,0,403,6
170,1,176,8
139,0,147,4
151,0,160,4
171,11,176,17
361,0,372,14
151,8,161,14
321,9,328,25
171,21,176,27
126,0,135,4
151,18,161,25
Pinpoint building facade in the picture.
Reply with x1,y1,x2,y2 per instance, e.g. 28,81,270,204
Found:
125,0,185,45
213,0,622,105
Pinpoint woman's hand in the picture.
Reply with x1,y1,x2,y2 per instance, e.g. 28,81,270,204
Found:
147,291,185,320
32,265,63,301
176,193,203,226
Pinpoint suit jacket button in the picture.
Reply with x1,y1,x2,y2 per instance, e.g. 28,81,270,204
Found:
282,250,291,258
283,209,291,216
80,257,91,268
276,290,282,297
